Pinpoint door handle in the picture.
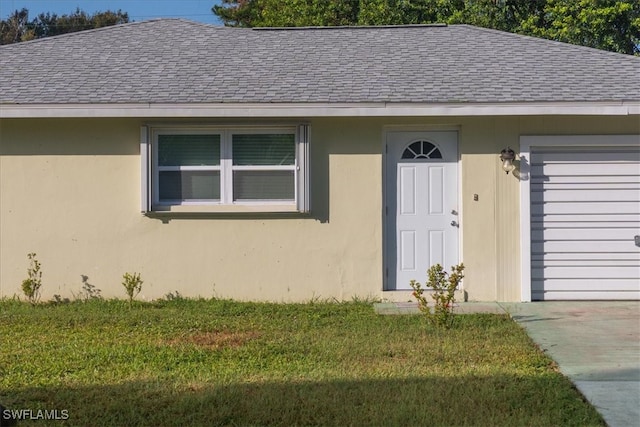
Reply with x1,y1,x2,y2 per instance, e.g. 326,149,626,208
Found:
451,220,458,227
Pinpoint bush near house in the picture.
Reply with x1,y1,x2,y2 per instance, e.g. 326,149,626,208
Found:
0,299,603,426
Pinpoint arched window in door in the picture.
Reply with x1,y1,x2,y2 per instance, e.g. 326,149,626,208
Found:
401,140,443,159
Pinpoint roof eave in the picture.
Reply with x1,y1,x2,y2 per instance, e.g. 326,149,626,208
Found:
1,101,638,119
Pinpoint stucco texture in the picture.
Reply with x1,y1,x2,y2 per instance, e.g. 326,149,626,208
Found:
1,116,638,302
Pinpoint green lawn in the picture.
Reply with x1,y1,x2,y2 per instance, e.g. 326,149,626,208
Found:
0,298,603,426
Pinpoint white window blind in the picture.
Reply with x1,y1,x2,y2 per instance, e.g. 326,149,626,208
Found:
231,133,296,201
156,133,221,204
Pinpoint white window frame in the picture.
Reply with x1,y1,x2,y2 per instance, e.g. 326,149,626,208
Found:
140,124,310,214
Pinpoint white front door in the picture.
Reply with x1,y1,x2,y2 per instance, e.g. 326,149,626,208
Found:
385,131,459,290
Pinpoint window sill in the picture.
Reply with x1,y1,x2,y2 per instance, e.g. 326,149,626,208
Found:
148,204,300,214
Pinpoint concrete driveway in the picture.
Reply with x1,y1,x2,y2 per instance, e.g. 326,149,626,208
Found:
501,301,640,427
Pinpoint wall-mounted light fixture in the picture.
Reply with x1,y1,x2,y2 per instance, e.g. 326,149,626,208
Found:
499,147,516,174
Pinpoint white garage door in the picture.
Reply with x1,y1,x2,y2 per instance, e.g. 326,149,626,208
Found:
530,145,640,300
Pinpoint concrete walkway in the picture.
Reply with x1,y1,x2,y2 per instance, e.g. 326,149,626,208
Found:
375,301,640,427
501,301,640,427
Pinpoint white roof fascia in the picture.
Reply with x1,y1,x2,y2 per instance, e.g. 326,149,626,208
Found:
1,101,638,118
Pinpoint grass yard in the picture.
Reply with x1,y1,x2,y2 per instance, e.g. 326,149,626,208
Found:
0,298,603,426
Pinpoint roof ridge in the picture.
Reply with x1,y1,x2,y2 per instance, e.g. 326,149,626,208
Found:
0,18,215,48
253,23,447,31
452,24,640,59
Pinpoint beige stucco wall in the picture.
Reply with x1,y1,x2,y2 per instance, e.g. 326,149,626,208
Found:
1,115,638,302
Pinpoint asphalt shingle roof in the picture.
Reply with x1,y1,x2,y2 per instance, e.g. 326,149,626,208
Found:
0,18,638,105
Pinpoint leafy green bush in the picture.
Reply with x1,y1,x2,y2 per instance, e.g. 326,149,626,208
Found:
410,263,464,328
21,252,42,305
122,272,143,306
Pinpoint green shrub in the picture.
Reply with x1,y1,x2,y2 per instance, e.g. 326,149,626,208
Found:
122,272,143,306
21,252,42,305
410,263,464,328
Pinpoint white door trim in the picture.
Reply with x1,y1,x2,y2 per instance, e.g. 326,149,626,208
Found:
383,128,461,291
519,134,640,302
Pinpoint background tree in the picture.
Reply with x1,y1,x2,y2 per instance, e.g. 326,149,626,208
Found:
518,0,640,55
212,0,640,55
0,7,129,44
213,0,266,27
0,8,31,44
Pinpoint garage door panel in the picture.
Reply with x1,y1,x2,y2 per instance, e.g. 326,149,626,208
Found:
532,279,640,292
531,252,640,266
533,201,640,215
533,151,640,163
531,163,640,176
537,259,640,267
531,227,637,240
532,240,636,253
531,175,640,185
532,266,640,279
530,189,639,203
532,222,639,230
532,214,639,224
532,182,639,191
533,291,640,301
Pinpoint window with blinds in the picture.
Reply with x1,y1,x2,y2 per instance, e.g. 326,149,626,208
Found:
232,134,296,201
157,134,221,202
145,126,309,212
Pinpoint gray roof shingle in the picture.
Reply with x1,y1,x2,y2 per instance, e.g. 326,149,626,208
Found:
0,18,638,105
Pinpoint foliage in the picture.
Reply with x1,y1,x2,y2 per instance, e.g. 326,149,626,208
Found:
121,272,143,306
212,0,640,54
0,8,29,44
518,0,640,55
20,253,42,305
411,263,464,328
0,299,604,426
260,0,360,27
213,0,269,27
162,290,184,301
0,7,129,44
51,294,71,305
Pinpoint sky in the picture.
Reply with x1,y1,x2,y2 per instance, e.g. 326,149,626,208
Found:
0,0,223,24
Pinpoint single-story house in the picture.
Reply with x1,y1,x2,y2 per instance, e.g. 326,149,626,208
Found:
1,19,638,302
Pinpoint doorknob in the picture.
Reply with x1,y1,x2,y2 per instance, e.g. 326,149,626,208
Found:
451,220,458,227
